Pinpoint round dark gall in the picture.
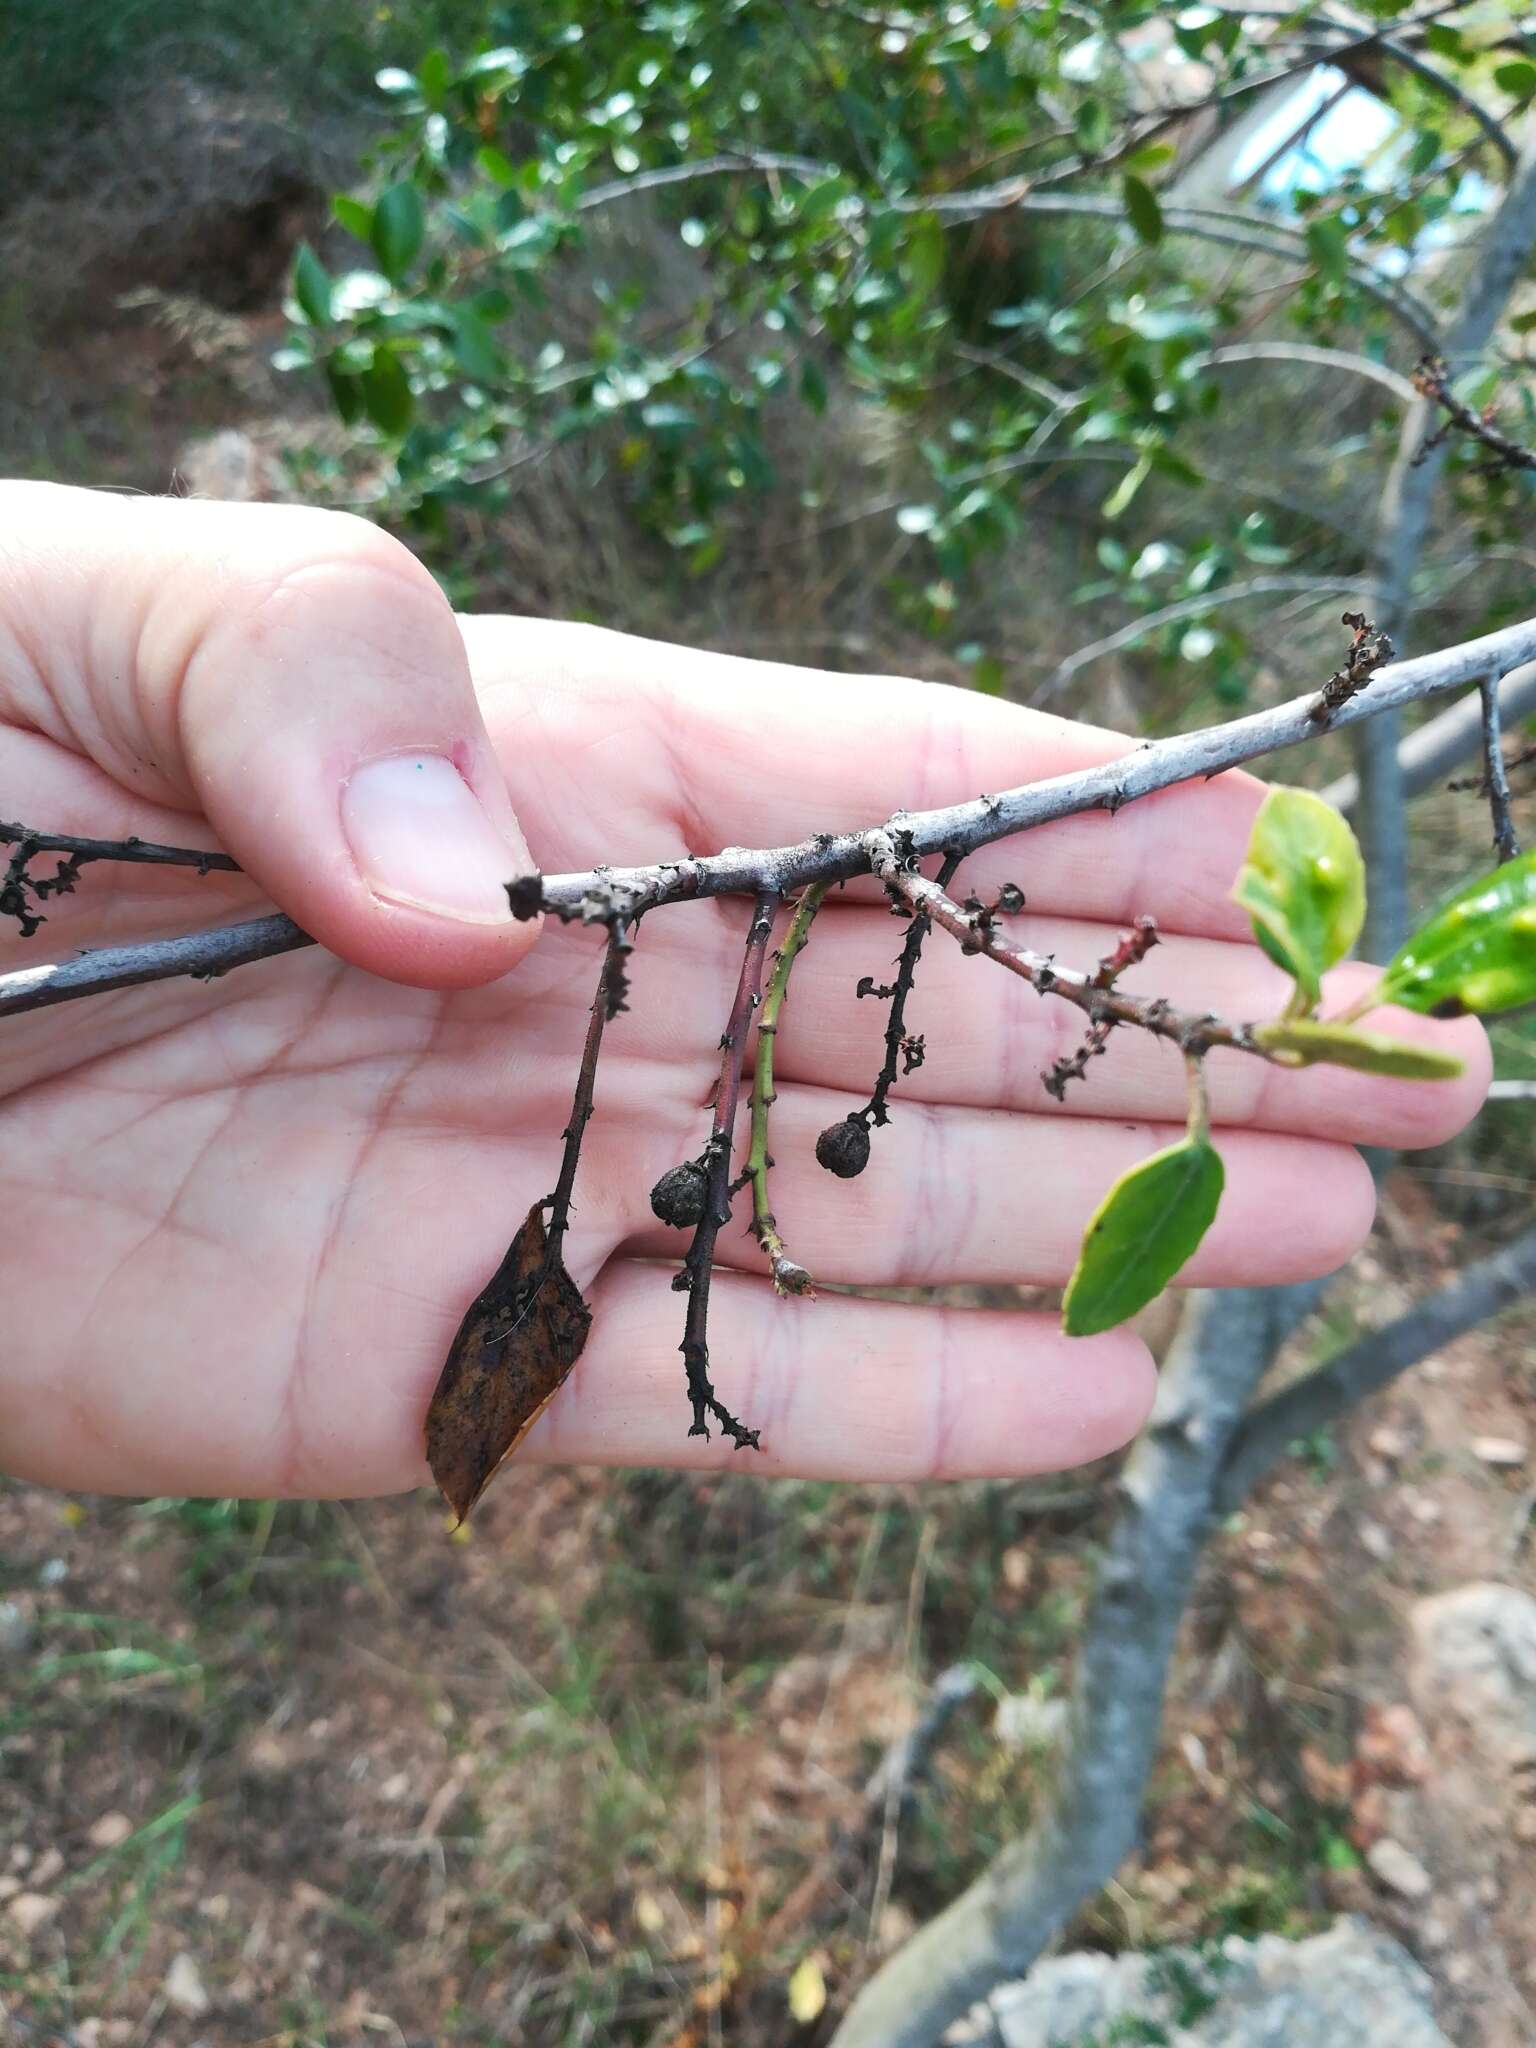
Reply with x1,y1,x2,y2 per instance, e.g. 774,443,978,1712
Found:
650,1160,709,1228
815,1116,871,1178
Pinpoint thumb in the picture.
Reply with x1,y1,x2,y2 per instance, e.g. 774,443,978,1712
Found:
0,483,540,989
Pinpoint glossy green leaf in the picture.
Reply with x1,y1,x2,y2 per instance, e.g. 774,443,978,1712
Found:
1375,851,1536,1018
291,243,332,326
371,181,426,284
1494,60,1536,99
331,195,374,243
1231,786,1365,1011
1063,1138,1224,1337
362,347,415,435
1254,1020,1464,1080
1123,175,1163,246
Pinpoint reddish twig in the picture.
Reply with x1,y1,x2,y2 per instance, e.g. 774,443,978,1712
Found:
675,890,780,1446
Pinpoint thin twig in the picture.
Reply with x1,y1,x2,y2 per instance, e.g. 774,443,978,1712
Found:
747,881,828,1295
868,835,1261,1065
1412,353,1536,474
857,849,963,1130
1040,576,1345,705
0,821,238,872
546,920,633,1268
0,822,238,939
1479,675,1522,863
676,890,779,1445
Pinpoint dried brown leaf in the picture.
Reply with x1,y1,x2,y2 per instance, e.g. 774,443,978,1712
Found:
425,1200,592,1522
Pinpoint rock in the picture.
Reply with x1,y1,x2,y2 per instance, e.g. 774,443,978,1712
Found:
163,1951,212,2018
0,1600,34,1657
87,1812,133,1850
1410,1582,1536,1773
1366,1837,1433,1900
1469,1435,1526,1467
6,1891,58,1936
950,1918,1450,2047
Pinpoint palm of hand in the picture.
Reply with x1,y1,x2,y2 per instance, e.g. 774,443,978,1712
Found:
0,620,1486,1499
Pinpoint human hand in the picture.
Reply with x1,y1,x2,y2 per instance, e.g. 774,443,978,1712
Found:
0,483,1488,1498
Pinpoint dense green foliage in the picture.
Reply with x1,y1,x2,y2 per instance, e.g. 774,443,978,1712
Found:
286,0,1536,683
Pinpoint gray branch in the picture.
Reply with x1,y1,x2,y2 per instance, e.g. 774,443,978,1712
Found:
1216,1221,1536,1514
1037,576,1347,701
1185,341,1419,404
8,610,1536,1019
1481,673,1523,862
1322,659,1536,812
574,150,1443,350
1355,147,1536,955
0,914,312,1017
829,1284,1323,2048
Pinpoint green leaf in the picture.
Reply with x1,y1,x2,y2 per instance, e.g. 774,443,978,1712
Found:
324,358,365,425
907,210,946,299
291,243,332,326
1305,215,1350,286
331,195,374,243
1231,786,1366,1011
800,356,828,414
1063,1138,1224,1337
477,144,519,187
371,181,426,284
1494,60,1536,99
1123,174,1163,246
1102,453,1152,520
1254,1020,1464,1080
361,347,415,435
1375,851,1536,1018
449,306,502,384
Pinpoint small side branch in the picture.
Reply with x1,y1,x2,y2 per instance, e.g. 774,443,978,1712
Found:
546,920,634,1267
1043,916,1159,1099
0,821,238,940
869,835,1261,1066
1412,354,1536,475
676,889,780,1445
1479,675,1522,863
865,849,962,1126
748,882,828,1295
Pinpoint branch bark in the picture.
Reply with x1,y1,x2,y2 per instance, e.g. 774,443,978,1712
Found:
9,610,1536,1021
829,1283,1323,2048
1355,147,1536,956
1322,659,1536,813
1216,1220,1536,1513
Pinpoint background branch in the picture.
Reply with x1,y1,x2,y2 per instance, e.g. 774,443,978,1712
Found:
830,1283,1325,2048
1216,1220,1536,1513
1480,674,1522,862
